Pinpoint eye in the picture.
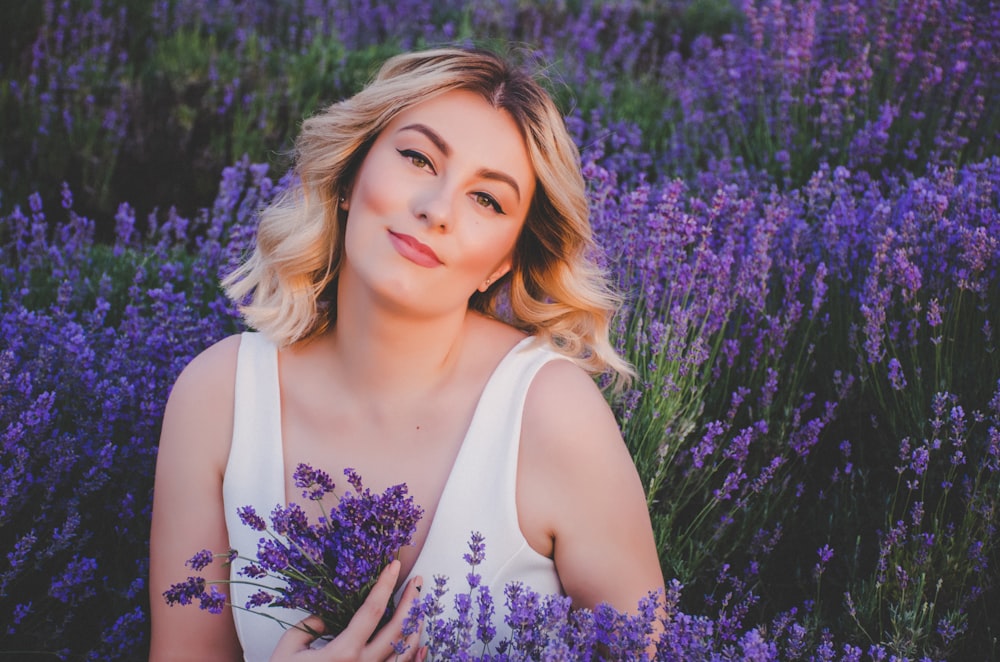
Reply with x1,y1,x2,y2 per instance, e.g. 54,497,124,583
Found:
397,149,434,172
473,192,505,214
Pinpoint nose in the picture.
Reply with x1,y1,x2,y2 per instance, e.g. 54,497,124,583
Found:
412,181,452,232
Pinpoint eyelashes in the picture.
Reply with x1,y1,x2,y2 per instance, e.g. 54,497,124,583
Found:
396,149,506,215
398,149,434,172
473,192,504,214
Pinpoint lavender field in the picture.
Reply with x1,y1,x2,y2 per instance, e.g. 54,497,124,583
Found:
2,0,999,659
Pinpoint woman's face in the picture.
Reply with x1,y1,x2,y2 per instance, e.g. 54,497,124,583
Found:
340,88,536,318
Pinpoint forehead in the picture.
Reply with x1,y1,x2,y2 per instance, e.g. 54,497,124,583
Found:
382,89,535,188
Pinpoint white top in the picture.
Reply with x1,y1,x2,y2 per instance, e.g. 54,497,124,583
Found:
223,332,566,661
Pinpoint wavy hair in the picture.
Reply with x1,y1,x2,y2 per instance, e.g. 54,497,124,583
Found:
224,47,632,386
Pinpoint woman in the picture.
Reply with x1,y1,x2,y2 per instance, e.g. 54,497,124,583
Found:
149,47,663,661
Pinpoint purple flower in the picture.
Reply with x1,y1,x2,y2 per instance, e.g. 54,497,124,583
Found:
163,577,207,607
236,506,267,531
255,538,290,572
887,357,908,391
813,544,835,580
186,549,214,572
48,556,97,604
269,502,309,537
476,585,496,645
463,531,486,568
202,585,227,615
293,463,336,500
239,563,268,579
927,297,943,328
246,590,275,609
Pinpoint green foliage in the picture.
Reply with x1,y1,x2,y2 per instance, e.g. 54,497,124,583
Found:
680,0,744,45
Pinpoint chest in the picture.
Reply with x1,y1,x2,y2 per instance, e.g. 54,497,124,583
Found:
277,381,483,583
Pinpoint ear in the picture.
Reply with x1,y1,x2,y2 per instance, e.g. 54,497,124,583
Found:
337,181,354,211
478,262,512,293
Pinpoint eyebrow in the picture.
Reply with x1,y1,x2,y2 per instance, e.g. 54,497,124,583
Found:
398,123,522,202
400,123,451,156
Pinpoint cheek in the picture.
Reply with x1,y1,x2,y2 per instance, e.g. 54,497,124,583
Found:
355,183,392,219
352,154,403,218
461,228,519,274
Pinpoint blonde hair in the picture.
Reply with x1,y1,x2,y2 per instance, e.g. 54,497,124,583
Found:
224,47,632,386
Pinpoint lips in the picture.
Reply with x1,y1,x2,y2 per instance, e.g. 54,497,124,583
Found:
387,230,443,268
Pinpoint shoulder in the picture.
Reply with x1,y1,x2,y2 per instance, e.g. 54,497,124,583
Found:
522,356,620,445
171,333,243,392
518,356,634,500
160,334,244,468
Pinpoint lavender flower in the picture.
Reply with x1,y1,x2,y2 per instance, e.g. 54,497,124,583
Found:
814,544,835,580
164,464,423,636
887,357,908,391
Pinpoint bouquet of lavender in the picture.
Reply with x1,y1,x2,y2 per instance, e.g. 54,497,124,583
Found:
163,463,423,636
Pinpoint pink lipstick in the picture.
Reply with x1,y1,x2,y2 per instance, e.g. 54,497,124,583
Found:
388,230,443,268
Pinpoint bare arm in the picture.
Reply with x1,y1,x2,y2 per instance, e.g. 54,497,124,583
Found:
149,335,243,661
517,360,664,614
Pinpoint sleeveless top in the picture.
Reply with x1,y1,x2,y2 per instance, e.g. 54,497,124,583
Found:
223,331,566,661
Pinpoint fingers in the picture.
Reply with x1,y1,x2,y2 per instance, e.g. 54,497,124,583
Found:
388,638,426,662
392,629,426,662
270,615,326,659
331,559,402,652
269,562,427,662
369,572,424,661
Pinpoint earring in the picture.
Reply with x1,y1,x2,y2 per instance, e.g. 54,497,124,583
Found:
484,278,492,287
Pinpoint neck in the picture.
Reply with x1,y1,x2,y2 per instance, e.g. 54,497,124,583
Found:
322,277,470,401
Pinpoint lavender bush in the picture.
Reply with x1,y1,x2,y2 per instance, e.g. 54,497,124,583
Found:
1,160,272,658
592,159,1000,658
2,0,999,659
5,1,997,221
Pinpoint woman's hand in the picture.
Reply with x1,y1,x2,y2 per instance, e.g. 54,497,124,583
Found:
269,560,426,662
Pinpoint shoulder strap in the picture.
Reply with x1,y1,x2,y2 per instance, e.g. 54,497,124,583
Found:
412,338,567,584
224,331,284,513
222,332,300,660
